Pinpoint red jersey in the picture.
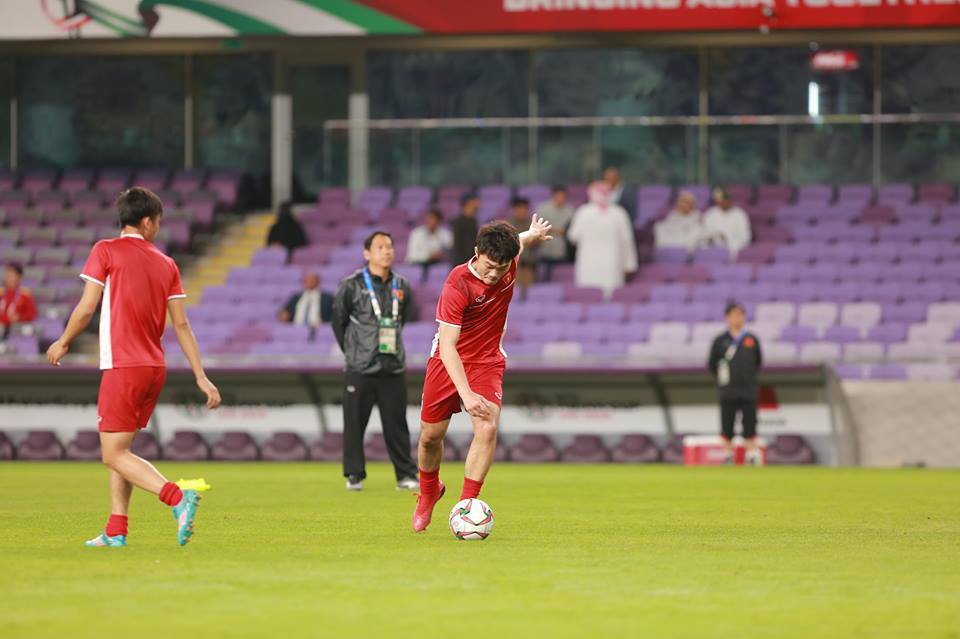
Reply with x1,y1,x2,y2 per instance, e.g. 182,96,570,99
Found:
431,256,518,365
80,233,185,370
0,286,37,326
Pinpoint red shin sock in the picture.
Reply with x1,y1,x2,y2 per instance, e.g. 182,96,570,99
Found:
105,514,128,537
158,481,183,507
460,477,483,500
419,468,440,500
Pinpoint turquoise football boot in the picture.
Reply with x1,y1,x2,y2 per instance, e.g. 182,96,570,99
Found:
85,533,127,548
172,489,201,546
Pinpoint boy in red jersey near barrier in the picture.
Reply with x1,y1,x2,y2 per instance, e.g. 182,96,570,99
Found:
412,215,552,532
46,187,221,547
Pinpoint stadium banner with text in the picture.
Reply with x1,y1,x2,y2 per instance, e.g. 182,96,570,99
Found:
2,0,959,39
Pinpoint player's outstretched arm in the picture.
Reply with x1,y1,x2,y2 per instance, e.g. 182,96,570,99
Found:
518,213,554,255
167,297,221,409
46,280,103,366
437,323,493,419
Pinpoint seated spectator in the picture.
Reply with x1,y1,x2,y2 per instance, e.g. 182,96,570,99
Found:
568,182,638,298
1,262,37,340
654,190,702,253
507,197,538,294
278,272,333,330
702,187,752,257
450,193,480,266
535,186,575,270
266,202,309,256
406,209,453,281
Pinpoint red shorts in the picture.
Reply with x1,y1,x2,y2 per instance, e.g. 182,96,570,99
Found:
97,366,166,432
420,357,505,424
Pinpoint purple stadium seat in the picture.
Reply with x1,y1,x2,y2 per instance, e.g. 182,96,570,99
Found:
212,431,260,461
736,242,778,265
610,283,651,303
131,431,162,460
779,325,818,344
250,247,287,267
59,169,94,195
868,363,908,380
310,432,343,461
0,168,17,190
508,434,561,463
833,363,865,379
16,431,65,460
564,286,605,303
95,169,131,194
766,435,816,464
20,168,58,199
653,247,690,264
163,431,211,461
206,170,241,210
561,435,611,463
876,182,914,204
650,283,691,303
518,184,551,205
610,434,660,463
822,325,861,343
66,430,102,461
836,183,874,205
661,435,686,464
0,432,14,460
917,183,956,204
796,184,834,204
709,264,754,284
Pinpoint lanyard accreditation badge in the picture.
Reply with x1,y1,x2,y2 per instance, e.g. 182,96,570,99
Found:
717,332,745,388
363,268,400,354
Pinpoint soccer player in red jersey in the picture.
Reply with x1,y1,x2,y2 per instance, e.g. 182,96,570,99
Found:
412,214,552,532
46,187,221,547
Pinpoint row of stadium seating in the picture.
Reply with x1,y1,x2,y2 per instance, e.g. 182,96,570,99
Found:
0,430,815,464
0,168,241,211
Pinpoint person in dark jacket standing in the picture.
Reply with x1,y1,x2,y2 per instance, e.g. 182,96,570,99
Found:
449,193,480,266
266,202,309,256
708,301,763,464
332,231,419,491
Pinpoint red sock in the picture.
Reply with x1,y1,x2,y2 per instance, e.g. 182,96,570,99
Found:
105,514,128,537
158,481,183,507
419,468,440,500
460,477,483,500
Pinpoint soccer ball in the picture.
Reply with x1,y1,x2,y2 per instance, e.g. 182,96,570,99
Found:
449,498,494,541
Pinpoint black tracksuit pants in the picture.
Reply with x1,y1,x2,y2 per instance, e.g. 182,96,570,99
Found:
342,371,418,481
720,396,758,440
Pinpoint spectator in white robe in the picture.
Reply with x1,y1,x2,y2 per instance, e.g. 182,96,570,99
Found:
701,188,752,257
567,181,638,299
654,190,703,253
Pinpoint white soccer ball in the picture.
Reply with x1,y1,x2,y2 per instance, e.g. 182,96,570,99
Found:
449,498,494,541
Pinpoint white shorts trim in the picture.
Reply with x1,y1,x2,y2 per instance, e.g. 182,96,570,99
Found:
435,320,461,328
79,274,105,287
167,294,188,300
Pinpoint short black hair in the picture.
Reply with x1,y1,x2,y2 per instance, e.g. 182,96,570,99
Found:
426,209,443,221
117,187,163,228
551,185,567,194
5,262,23,276
510,197,530,209
364,230,393,250
460,192,479,206
725,300,745,316
476,222,521,264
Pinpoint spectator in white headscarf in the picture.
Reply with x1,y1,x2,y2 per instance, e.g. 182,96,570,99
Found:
567,181,638,298
655,190,703,253
701,187,752,257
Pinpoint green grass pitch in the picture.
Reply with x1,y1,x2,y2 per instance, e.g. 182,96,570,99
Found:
1,462,958,638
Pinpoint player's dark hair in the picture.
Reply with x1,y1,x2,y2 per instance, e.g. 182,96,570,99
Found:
510,196,530,209
460,192,479,206
725,300,745,316
475,222,521,264
551,185,567,194
116,187,163,228
427,208,443,221
364,230,393,250
5,262,23,276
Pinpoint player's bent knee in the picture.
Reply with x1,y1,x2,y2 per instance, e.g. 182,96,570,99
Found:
419,421,448,446
474,420,498,443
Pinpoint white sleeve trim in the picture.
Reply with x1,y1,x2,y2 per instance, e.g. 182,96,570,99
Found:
79,274,105,287
167,294,188,300
435,319,461,328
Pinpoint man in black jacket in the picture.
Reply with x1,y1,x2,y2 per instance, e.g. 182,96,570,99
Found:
708,301,763,464
331,231,418,491
449,193,480,266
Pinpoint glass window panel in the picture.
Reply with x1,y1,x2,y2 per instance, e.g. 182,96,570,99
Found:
708,125,779,185
536,49,698,117
600,125,695,185
369,51,528,118
0,59,10,169
369,130,415,187
881,123,960,183
709,47,872,116
291,65,349,198
536,127,597,186
881,46,960,113
787,124,872,185
18,55,184,168
194,54,272,179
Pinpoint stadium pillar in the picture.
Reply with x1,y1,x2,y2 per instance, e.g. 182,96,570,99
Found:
348,55,369,198
272,93,293,209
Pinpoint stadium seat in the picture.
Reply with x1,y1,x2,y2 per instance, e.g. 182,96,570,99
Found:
508,434,561,463
310,432,343,461
561,435,611,463
0,431,14,460
131,431,162,461
16,431,65,461
610,434,660,463
660,435,686,464
163,431,211,461
766,435,816,464
364,433,391,462
66,430,102,461
212,431,261,461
